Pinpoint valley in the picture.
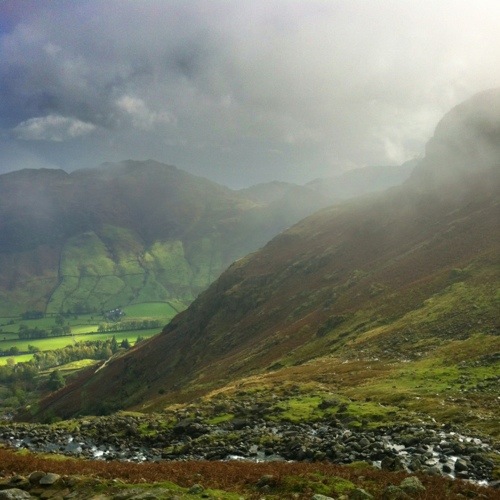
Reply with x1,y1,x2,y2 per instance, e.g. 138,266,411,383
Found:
0,89,498,499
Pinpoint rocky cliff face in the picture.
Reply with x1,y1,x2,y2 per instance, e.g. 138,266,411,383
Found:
412,88,500,186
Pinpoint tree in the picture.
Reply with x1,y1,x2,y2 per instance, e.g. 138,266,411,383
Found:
48,370,65,391
51,326,63,337
110,335,118,353
22,310,44,320
120,338,130,349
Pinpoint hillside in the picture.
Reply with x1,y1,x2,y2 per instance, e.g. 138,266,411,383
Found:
0,160,410,317
0,161,318,316
34,89,499,436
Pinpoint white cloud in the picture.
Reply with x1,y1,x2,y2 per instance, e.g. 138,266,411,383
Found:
115,95,174,130
13,115,96,141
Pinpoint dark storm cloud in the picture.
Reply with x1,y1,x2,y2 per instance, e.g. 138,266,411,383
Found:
1,0,499,186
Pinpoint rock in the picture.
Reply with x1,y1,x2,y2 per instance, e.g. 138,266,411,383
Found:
399,476,426,494
27,472,45,485
359,437,371,448
382,485,409,499
454,458,469,472
349,488,374,499
173,420,208,438
231,418,250,430
423,466,442,476
381,456,405,471
39,488,64,499
187,484,204,494
6,478,25,486
2,478,29,491
442,464,453,474
39,474,61,486
408,458,422,471
0,490,33,500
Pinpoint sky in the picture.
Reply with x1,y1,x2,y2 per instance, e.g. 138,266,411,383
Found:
1,1,499,188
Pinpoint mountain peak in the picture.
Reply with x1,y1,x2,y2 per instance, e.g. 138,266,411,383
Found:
411,88,500,186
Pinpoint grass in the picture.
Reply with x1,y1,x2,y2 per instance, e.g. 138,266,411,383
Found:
0,304,172,417
0,301,179,366
0,329,160,360
191,326,496,436
39,226,206,314
339,332,500,437
281,473,355,496
0,353,33,365
271,395,325,422
47,359,99,373
123,301,182,318
205,413,235,425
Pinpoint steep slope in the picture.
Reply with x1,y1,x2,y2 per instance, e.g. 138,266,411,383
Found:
35,89,499,423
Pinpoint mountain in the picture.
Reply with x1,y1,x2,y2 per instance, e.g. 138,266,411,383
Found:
35,89,499,433
0,161,318,316
412,87,500,186
306,160,416,200
0,159,411,316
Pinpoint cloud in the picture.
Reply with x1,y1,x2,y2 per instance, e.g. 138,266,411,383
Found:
0,0,499,185
13,115,96,141
115,95,174,130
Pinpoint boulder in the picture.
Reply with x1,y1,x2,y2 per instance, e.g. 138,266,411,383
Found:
399,476,426,494
349,488,374,499
39,473,61,486
0,490,33,500
382,485,409,499
27,472,45,485
454,458,469,472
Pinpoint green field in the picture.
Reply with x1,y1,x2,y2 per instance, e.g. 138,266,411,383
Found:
0,301,179,365
0,329,162,365
122,301,182,318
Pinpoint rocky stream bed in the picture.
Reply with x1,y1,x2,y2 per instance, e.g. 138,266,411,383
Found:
0,414,497,487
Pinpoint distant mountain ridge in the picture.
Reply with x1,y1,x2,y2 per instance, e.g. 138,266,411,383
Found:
35,89,500,422
0,159,412,315
306,160,417,200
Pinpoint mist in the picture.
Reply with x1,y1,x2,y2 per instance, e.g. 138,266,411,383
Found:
1,0,499,187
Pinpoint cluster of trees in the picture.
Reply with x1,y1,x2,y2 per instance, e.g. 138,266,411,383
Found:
17,324,71,340
32,339,117,370
0,346,21,356
0,337,133,386
97,319,162,332
21,310,44,320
